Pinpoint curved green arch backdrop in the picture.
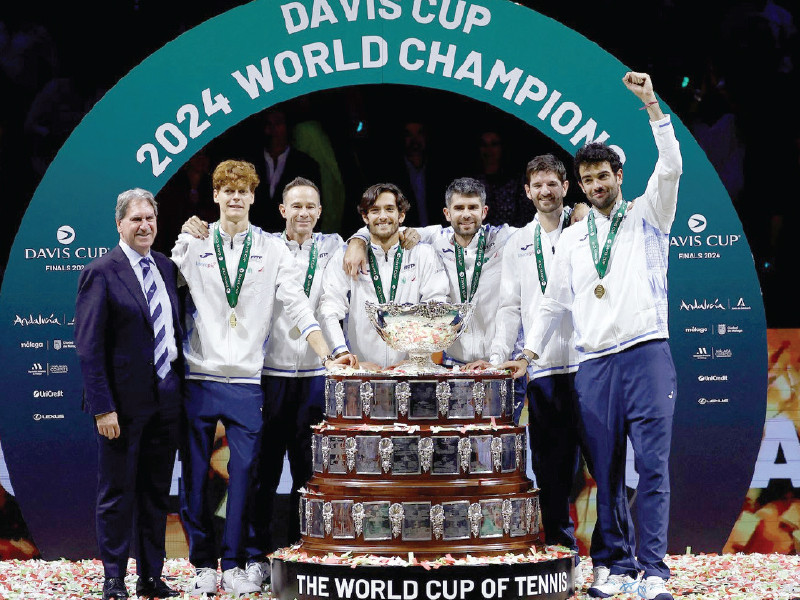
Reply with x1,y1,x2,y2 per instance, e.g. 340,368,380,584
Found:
0,0,766,559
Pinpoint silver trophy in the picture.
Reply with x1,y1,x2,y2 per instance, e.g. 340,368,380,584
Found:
365,301,474,373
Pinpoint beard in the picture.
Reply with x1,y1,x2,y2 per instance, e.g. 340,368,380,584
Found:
370,222,399,243
453,220,481,238
588,185,619,212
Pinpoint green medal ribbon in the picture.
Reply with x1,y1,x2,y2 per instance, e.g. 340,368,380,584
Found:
367,244,404,303
303,235,318,297
587,200,628,280
454,229,486,303
213,222,252,308
533,208,572,294
282,231,318,297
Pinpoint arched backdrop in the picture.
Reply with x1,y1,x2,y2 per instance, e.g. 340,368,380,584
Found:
0,0,766,559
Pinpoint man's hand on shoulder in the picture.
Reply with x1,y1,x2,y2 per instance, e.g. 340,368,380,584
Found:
343,238,368,280
571,202,590,224
182,216,210,239
399,228,421,250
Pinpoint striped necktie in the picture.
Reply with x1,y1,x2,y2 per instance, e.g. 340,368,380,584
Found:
140,257,171,379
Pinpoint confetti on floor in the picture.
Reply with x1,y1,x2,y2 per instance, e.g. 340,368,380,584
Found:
0,553,799,599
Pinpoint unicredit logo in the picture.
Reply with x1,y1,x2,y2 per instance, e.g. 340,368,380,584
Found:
698,375,729,382
33,390,64,398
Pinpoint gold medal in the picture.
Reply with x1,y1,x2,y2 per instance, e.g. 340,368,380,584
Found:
289,326,301,340
594,284,605,299
229,312,237,328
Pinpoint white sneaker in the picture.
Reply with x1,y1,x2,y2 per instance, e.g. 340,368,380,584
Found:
221,567,262,596
638,576,673,600
574,562,585,589
245,561,271,588
592,566,610,588
191,567,218,595
588,573,639,598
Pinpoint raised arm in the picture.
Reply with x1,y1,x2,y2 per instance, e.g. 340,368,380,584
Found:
622,71,664,121
624,71,682,231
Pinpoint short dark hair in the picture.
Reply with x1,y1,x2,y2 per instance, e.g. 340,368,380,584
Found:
359,183,410,215
282,176,320,202
573,143,623,179
445,177,486,207
525,154,567,184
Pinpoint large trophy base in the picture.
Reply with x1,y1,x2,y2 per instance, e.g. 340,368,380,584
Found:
271,553,577,600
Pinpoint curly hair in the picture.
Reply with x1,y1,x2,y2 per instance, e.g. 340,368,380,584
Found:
212,160,260,192
573,143,622,180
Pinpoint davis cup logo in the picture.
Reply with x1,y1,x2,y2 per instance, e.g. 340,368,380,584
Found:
57,226,76,245
688,214,707,233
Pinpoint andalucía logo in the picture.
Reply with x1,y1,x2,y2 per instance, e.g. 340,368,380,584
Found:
680,299,725,311
731,298,751,311
13,314,63,326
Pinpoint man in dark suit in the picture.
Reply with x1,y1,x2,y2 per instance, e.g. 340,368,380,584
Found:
75,188,184,600
247,107,321,233
375,119,450,228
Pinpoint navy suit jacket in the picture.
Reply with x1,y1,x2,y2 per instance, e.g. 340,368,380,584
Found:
75,244,184,419
248,146,321,233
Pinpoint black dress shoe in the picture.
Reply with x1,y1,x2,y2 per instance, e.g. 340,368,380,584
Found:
102,577,129,600
135,577,180,598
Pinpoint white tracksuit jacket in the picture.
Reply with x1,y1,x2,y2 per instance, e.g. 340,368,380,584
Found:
171,223,320,384
524,115,682,361
319,241,448,368
350,224,518,365
262,231,345,377
490,213,580,379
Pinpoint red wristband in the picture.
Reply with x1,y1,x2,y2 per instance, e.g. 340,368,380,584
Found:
639,100,659,110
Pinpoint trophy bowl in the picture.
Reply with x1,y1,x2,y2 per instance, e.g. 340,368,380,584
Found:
365,300,475,372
